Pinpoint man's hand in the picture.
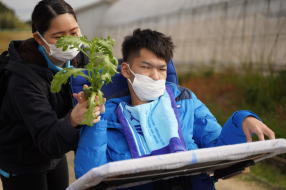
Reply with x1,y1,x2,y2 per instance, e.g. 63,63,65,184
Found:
242,116,275,142
70,85,105,127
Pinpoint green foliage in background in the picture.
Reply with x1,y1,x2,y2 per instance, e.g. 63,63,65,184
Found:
241,162,286,189
180,65,286,188
180,67,286,139
0,2,29,30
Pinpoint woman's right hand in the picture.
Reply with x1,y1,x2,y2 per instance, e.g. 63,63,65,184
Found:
70,87,105,127
70,91,87,127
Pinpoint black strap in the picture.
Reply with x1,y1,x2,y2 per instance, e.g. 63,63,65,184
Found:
5,63,48,95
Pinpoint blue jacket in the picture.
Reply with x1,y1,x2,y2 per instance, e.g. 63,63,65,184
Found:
74,82,259,189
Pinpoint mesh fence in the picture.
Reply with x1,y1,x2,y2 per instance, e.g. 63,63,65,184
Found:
77,0,286,71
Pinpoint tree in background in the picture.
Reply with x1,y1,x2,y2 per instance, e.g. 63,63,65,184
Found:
0,2,29,30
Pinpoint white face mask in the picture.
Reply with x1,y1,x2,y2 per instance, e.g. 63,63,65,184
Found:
127,64,166,102
36,31,79,63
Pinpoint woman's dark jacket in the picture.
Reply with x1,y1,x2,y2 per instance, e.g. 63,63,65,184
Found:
0,38,86,174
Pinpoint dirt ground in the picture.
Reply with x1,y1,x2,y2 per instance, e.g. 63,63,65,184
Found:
216,177,269,190
0,152,269,190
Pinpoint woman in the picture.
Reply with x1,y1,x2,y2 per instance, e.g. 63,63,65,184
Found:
0,0,102,189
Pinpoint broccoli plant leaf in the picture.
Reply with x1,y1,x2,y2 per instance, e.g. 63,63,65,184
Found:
52,35,118,126
103,55,118,74
51,68,89,93
56,36,90,51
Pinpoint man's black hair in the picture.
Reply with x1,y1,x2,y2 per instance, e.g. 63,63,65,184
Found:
122,28,174,63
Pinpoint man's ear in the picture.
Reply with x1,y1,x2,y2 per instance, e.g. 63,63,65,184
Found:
121,62,132,79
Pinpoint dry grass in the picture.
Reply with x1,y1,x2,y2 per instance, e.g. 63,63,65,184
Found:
0,30,32,53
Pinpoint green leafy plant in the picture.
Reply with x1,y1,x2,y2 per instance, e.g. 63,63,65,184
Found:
51,35,118,126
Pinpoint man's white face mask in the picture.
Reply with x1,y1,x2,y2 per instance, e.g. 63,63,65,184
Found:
127,64,166,102
36,31,79,63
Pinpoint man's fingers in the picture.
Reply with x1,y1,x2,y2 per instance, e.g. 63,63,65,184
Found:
242,117,276,142
243,128,252,142
256,130,265,141
252,125,265,141
261,123,275,139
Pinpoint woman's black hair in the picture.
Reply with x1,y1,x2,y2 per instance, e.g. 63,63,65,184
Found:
31,0,77,34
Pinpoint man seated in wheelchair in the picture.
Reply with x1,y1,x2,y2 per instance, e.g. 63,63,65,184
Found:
74,28,275,190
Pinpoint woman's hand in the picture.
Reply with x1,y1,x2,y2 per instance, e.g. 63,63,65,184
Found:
242,116,275,142
70,85,105,127
92,96,106,123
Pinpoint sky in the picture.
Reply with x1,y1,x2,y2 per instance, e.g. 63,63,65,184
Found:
1,0,99,21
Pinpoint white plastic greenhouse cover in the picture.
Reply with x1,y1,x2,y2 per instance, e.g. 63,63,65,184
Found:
103,0,235,26
67,139,286,190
